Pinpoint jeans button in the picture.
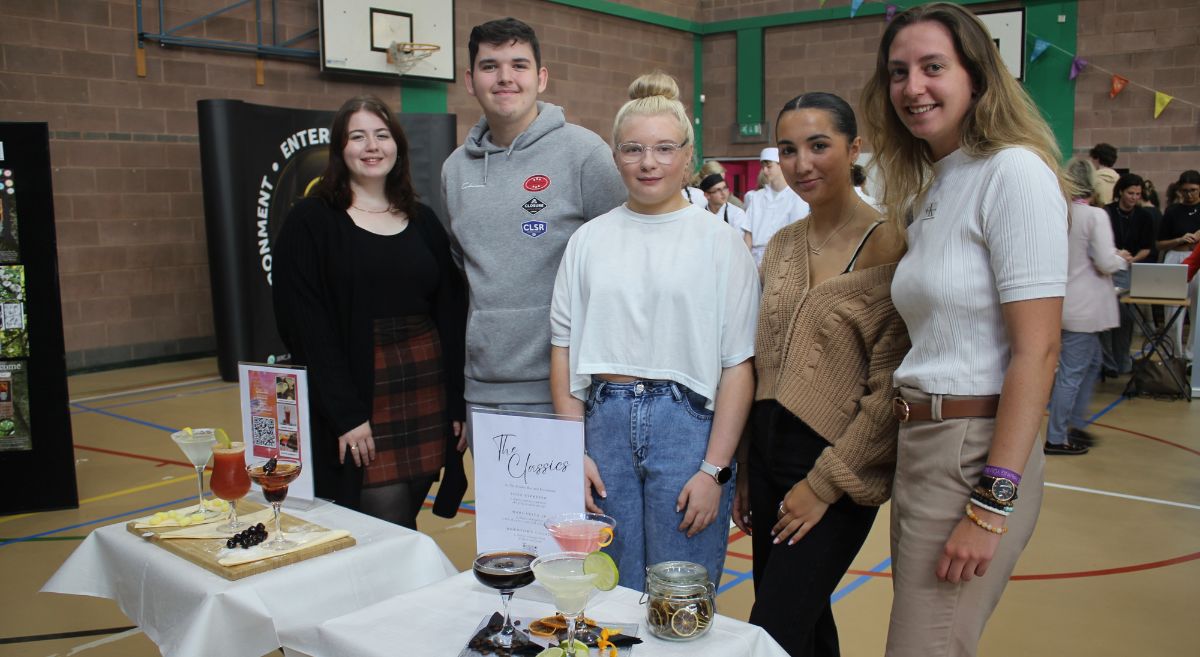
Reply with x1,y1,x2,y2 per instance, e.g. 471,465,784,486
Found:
634,383,645,395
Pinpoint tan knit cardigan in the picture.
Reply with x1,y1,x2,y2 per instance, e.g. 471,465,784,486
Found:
754,220,910,506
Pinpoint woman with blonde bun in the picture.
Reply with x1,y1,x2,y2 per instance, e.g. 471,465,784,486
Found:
550,71,760,591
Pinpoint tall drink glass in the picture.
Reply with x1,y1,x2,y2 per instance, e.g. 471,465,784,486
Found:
472,550,536,649
246,457,302,551
210,441,251,532
170,428,221,520
531,552,598,652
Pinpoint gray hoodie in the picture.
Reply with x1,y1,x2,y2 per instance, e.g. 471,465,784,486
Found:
441,102,625,405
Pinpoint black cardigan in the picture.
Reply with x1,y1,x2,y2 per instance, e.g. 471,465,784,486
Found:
272,196,468,516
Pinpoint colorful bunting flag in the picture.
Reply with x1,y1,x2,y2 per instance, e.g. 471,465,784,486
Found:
1069,57,1087,81
1030,39,1050,62
1109,75,1128,99
1155,92,1173,118
850,0,864,17
886,4,898,22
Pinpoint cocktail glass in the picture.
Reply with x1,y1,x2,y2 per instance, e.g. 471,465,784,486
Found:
210,441,251,532
170,428,221,520
531,551,599,652
545,512,616,553
246,458,302,551
472,550,537,649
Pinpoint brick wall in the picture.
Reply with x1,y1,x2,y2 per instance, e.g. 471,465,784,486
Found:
0,0,692,370
1075,0,1200,196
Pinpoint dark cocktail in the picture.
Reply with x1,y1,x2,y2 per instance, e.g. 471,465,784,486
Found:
246,459,302,551
472,550,537,649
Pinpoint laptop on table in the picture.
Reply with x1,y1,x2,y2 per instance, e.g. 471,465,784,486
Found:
1127,263,1189,300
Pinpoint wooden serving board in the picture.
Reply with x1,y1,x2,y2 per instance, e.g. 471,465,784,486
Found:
126,502,356,581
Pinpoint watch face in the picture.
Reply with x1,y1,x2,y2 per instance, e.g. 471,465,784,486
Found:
716,467,732,485
991,478,1016,502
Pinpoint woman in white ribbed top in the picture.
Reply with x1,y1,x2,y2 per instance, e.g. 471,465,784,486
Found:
861,4,1068,656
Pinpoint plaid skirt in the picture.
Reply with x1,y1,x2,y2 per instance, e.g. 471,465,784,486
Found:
363,315,447,487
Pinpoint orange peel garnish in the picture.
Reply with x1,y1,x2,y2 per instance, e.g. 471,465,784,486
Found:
598,526,614,547
598,628,618,657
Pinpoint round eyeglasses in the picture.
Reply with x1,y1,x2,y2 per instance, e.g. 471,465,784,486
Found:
616,141,688,164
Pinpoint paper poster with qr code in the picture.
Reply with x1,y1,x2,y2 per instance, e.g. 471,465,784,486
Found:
238,362,313,502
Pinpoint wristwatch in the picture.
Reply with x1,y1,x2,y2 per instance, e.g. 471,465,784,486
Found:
699,460,733,485
980,474,1018,503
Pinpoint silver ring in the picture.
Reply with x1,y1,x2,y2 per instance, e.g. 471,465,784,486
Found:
778,501,786,516
350,445,358,451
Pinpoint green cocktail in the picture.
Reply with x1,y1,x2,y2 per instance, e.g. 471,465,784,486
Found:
532,551,618,652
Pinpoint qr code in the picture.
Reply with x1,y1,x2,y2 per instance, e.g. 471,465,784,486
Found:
251,415,277,448
2,303,23,330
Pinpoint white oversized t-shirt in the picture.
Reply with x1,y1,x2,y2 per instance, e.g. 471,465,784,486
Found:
551,203,760,408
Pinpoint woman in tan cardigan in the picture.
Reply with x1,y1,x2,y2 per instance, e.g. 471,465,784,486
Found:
732,92,908,656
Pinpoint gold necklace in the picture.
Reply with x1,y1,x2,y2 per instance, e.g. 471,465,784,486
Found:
351,204,394,214
807,198,861,256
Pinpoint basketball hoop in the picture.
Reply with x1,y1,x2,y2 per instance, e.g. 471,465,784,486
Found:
387,42,440,76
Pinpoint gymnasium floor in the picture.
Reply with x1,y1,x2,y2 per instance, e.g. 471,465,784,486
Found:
2,357,1197,656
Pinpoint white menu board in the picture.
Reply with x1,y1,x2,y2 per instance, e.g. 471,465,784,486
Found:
472,408,585,555
238,362,314,502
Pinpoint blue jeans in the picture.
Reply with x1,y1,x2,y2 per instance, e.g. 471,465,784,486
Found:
1047,331,1102,445
585,379,734,592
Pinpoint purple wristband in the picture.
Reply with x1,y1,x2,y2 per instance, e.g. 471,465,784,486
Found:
983,465,1021,484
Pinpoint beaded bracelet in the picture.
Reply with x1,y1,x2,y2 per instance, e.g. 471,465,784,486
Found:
972,486,1016,511
970,495,1013,516
982,465,1021,485
965,504,1008,534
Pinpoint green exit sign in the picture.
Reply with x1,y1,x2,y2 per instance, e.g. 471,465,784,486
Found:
739,123,763,137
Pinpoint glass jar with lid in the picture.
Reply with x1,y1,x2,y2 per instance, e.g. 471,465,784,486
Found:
641,560,716,641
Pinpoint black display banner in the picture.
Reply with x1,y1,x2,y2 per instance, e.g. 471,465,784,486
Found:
197,100,457,381
0,123,77,514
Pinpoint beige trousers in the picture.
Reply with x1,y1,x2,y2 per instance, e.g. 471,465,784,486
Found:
884,388,1044,657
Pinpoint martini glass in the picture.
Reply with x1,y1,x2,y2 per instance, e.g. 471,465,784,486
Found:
170,428,221,520
472,550,537,649
545,512,615,553
246,458,303,550
210,441,251,532
531,552,599,652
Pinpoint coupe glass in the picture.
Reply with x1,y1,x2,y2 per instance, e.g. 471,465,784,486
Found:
531,552,599,652
246,457,302,550
472,550,537,649
545,512,615,553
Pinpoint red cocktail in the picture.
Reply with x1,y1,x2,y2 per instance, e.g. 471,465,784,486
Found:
247,459,302,551
211,442,251,532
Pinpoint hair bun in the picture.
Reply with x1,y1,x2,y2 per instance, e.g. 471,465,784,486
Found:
627,71,679,101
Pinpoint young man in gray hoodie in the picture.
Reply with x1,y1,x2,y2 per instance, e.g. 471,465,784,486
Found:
441,17,625,432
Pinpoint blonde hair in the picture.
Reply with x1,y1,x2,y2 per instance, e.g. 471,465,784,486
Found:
861,2,1067,232
691,159,727,186
612,71,695,148
1063,158,1096,201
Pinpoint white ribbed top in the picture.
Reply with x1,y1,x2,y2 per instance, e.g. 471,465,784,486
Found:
892,148,1068,395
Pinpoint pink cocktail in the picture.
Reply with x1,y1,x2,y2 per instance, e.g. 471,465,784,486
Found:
545,513,616,553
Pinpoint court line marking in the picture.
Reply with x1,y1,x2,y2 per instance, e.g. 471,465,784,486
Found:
0,496,192,547
0,625,137,645
1044,482,1200,511
70,384,237,415
61,626,145,655
70,375,223,404
0,474,192,526
831,556,892,603
68,403,179,434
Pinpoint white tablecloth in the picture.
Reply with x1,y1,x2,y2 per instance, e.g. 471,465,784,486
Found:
314,570,789,657
42,500,457,657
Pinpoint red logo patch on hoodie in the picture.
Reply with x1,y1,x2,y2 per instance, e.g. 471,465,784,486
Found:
524,175,550,192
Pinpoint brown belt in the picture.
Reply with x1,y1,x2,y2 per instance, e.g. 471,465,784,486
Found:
893,395,1000,422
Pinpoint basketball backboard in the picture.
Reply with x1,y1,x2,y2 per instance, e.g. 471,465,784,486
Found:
318,0,455,82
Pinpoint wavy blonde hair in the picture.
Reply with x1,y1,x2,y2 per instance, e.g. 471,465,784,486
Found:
861,2,1066,232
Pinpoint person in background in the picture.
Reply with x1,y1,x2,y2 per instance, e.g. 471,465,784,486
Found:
694,160,745,209
1156,170,1200,360
1089,143,1119,206
851,163,884,212
440,17,625,429
551,72,759,592
737,91,908,657
861,4,1067,655
1045,159,1128,455
744,147,810,266
700,172,749,235
1099,173,1155,376
273,95,467,529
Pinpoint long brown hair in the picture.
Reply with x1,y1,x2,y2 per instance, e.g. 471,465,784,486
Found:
309,95,418,218
861,2,1066,232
